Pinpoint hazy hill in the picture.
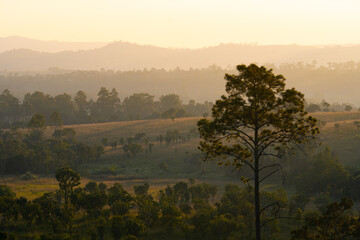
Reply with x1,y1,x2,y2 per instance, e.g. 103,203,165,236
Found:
1,64,360,104
0,36,106,53
1,39,360,71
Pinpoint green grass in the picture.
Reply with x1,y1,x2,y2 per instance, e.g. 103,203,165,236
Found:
0,177,59,200
0,175,240,202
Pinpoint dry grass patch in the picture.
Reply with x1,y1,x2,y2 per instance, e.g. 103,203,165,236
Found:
311,111,360,123
43,117,201,144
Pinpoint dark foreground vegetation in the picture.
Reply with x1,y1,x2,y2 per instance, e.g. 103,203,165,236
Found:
1,167,359,240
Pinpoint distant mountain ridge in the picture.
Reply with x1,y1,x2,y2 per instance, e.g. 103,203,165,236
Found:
0,36,107,53
0,36,360,71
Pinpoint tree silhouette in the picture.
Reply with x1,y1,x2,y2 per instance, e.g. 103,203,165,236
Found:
198,64,319,240
55,167,80,232
49,111,63,129
28,113,46,131
55,167,80,204
344,105,352,111
291,198,360,240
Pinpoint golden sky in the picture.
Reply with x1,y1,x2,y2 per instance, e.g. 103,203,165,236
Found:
1,0,359,48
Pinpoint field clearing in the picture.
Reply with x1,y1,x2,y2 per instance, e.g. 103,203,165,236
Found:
0,176,241,201
0,177,60,200
311,111,360,123
51,111,360,168
45,117,202,144
41,112,360,144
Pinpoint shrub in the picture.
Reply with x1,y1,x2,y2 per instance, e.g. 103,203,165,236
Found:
20,171,39,180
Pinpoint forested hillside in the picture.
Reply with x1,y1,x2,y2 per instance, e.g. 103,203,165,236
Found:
1,62,360,104
0,88,213,128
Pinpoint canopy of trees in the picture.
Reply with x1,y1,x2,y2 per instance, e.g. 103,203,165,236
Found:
0,88,213,128
0,121,103,175
198,64,319,240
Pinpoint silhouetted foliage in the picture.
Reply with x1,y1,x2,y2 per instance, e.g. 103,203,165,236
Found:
198,64,319,240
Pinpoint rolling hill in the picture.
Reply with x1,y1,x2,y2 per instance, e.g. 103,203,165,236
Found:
1,38,360,71
0,36,106,53
42,112,360,167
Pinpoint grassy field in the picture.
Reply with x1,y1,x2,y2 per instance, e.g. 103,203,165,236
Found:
54,117,202,144
0,175,244,201
311,111,360,123
2,111,360,199
64,111,360,167
42,112,360,143
319,116,360,167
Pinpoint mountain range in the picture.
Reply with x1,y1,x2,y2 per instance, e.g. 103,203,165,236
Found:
0,36,106,53
0,36,360,71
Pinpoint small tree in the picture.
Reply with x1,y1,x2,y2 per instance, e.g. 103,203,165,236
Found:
344,105,352,111
28,113,46,131
305,104,321,113
101,137,109,147
158,135,164,144
134,183,150,196
321,100,330,112
123,143,143,158
55,167,80,233
198,64,318,240
55,167,80,209
354,121,360,130
110,141,118,149
146,142,152,152
49,111,63,129
162,108,177,121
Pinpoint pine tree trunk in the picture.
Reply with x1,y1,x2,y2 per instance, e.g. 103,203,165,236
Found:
254,120,261,240
255,154,261,240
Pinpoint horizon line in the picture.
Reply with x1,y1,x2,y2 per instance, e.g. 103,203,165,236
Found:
2,35,360,51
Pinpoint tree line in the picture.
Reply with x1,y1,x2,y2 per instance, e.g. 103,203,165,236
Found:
1,61,360,107
102,129,197,159
305,100,358,113
0,88,213,128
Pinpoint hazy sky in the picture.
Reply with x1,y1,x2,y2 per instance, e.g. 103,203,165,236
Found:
1,0,360,48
